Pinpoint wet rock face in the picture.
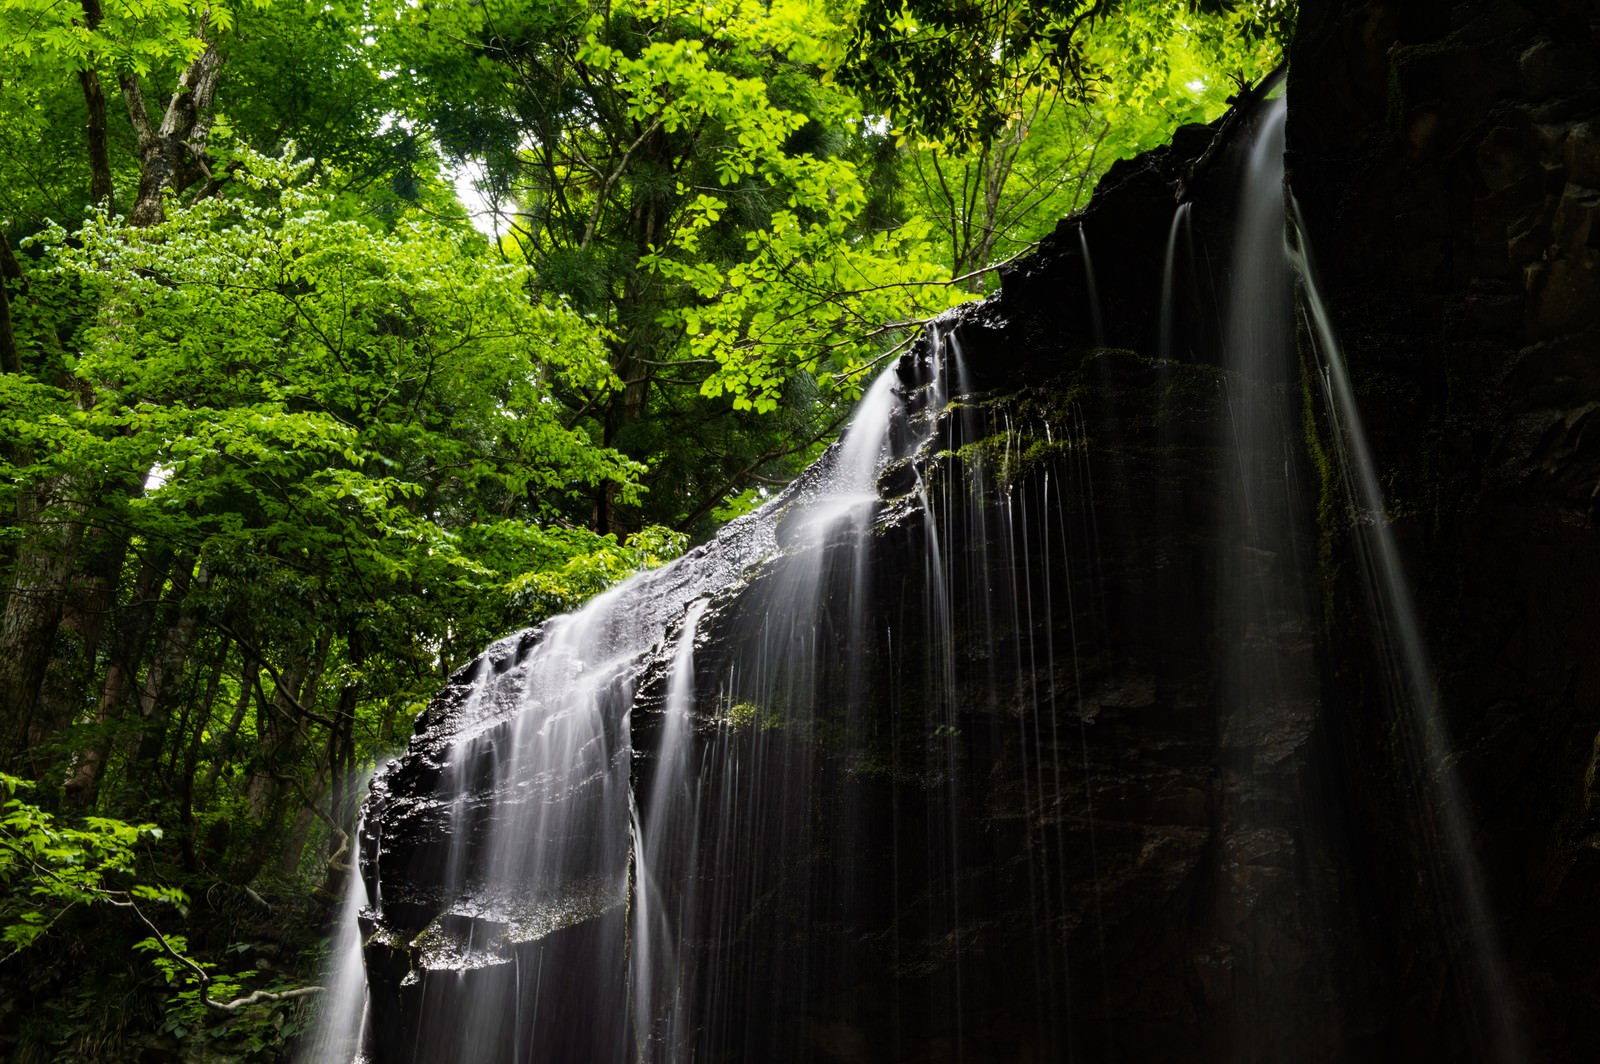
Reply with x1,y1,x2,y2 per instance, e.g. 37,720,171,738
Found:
1291,1,1600,1059
619,346,1339,1063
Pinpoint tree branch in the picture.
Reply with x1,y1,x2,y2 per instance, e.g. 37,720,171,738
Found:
211,621,342,731
207,986,325,1012
676,412,850,531
119,73,157,149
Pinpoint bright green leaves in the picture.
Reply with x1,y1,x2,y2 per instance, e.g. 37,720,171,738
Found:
842,0,1292,147
582,34,800,148
379,0,967,450
654,201,958,412
1081,0,1287,162
570,1,817,191
842,0,1104,147
883,0,1291,298
554,0,965,413
0,773,180,959
0,0,219,78
7,148,645,645
49,147,629,501
505,524,688,617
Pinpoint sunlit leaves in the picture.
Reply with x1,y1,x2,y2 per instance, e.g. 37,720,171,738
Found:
6,149,647,654
0,0,218,78
652,200,958,412
842,0,1293,145
505,524,688,617
1082,0,1287,157
0,773,180,959
380,0,964,437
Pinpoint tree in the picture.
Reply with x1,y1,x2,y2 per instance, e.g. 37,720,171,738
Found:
0,0,231,222
842,0,1294,146
382,0,964,533
0,147,697,1056
0,0,435,785
22,149,645,805
883,0,1289,295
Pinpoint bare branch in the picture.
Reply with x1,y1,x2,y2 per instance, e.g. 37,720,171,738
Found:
207,986,326,1012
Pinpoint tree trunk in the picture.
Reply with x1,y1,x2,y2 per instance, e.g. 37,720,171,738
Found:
234,631,332,882
0,228,96,777
178,638,229,870
0,233,19,377
0,488,85,775
243,630,332,819
119,28,226,229
35,524,131,774
62,548,173,808
594,151,671,534
327,676,361,867
0,236,24,620
596,353,655,535
203,649,256,793
276,761,329,880
77,0,115,212
126,560,207,795
245,671,300,824
79,70,115,211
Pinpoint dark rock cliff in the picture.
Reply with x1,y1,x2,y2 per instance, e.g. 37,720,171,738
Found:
1290,1,1600,1058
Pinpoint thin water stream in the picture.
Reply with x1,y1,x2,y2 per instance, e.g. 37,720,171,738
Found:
1160,202,1193,363
1213,92,1333,1060
1078,224,1106,346
1207,90,1519,1059
1289,204,1525,1063
299,864,370,1061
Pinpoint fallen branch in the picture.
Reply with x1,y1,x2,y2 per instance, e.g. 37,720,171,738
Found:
207,985,325,1012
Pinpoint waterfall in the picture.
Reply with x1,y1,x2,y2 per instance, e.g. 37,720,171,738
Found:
299,863,370,1062
1159,202,1192,363
629,595,709,1056
1208,91,1336,1059
344,327,1064,1061
317,83,1536,1064
1208,89,1522,1061
624,354,934,1058
1077,224,1106,347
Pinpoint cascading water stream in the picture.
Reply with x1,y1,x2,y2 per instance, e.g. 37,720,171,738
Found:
629,595,709,1058
336,325,996,1062
1213,86,1522,1060
626,358,929,1060
1159,202,1193,363
1213,91,1332,1059
1288,204,1525,1063
299,862,371,1062
1078,225,1106,347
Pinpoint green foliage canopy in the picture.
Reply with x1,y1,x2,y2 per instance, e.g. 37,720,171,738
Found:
843,0,1294,145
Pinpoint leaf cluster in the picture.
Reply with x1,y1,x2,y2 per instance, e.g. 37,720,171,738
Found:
0,773,178,958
